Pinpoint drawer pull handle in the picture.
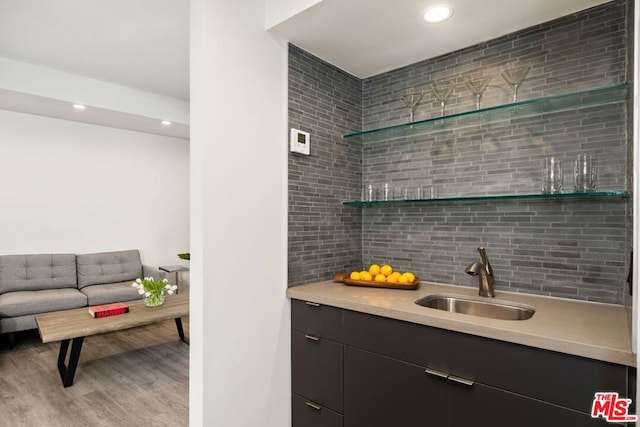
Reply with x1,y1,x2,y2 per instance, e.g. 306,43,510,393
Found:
305,301,321,307
424,368,449,379
448,375,474,386
304,334,320,341
305,401,322,411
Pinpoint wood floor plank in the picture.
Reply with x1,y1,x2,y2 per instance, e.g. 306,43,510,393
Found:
0,317,189,426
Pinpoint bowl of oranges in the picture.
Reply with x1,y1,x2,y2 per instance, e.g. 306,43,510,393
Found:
334,264,420,290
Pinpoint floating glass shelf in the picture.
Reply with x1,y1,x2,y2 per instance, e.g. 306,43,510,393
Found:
343,83,628,143
343,191,629,206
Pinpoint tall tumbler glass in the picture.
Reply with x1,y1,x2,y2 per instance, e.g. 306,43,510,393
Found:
542,157,563,194
573,154,597,192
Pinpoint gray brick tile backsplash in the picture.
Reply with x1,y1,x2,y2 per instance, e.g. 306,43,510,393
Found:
288,1,631,303
288,44,362,286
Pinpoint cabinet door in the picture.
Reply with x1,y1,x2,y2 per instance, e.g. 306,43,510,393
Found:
293,394,343,427
292,331,344,413
344,346,448,427
450,381,621,427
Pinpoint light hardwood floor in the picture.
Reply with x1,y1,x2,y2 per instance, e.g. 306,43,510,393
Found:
0,317,189,426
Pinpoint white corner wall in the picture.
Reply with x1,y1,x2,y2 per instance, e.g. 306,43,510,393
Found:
190,0,290,425
0,109,189,268
265,0,323,29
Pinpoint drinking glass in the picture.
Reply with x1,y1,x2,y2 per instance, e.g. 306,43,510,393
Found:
431,80,454,116
501,63,531,102
381,183,391,201
465,76,492,110
542,157,563,194
401,89,424,122
573,154,597,192
362,184,376,201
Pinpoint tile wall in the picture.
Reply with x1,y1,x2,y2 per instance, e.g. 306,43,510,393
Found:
288,45,362,286
288,0,632,303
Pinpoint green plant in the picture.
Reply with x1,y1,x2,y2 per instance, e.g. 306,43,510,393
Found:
178,253,190,261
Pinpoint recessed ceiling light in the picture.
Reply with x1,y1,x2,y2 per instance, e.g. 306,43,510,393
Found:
73,104,86,110
161,120,172,126
424,5,453,23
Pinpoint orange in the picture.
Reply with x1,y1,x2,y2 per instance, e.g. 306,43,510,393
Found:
349,271,361,280
374,274,387,282
398,275,409,284
360,271,373,281
380,264,393,276
369,264,381,276
387,274,399,283
401,272,415,283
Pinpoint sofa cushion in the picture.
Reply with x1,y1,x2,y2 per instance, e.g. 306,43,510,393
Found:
0,288,87,317
0,254,77,295
80,281,141,306
76,249,142,289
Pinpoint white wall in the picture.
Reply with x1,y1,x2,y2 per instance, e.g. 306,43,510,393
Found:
265,0,322,29
634,0,639,403
0,109,190,269
190,0,289,425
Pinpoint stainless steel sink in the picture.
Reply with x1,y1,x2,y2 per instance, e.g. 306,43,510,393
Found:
415,294,535,321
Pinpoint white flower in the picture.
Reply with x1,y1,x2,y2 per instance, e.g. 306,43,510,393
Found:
136,278,142,284
167,289,174,295
145,291,151,297
138,289,145,295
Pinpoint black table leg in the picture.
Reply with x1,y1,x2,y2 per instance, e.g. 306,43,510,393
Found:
57,337,84,387
175,318,188,343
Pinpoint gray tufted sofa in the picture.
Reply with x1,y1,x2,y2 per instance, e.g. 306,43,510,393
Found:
0,249,158,347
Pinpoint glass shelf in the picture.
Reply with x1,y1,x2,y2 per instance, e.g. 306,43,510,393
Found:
343,191,629,206
343,83,628,143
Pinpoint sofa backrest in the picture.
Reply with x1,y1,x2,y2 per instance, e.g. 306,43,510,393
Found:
0,254,78,294
76,249,142,288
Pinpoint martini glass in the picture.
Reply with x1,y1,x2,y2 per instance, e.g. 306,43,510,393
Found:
402,90,424,122
465,76,492,110
431,81,454,116
501,64,531,102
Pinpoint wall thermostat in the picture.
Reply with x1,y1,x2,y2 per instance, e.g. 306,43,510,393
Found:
290,128,310,155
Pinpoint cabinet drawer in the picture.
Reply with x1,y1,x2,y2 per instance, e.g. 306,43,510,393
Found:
292,330,344,413
344,309,629,414
451,381,621,426
293,394,343,427
292,299,343,342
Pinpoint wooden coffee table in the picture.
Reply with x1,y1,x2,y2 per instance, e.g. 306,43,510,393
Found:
35,294,189,387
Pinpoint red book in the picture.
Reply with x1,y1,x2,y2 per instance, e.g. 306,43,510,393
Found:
88,302,130,318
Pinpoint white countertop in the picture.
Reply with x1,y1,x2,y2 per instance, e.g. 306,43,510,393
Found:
286,280,636,367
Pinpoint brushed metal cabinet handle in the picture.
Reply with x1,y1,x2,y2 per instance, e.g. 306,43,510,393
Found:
305,301,321,307
448,375,474,386
424,368,449,379
304,334,320,341
305,401,322,410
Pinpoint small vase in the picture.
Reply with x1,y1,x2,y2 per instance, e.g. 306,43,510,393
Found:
144,290,165,307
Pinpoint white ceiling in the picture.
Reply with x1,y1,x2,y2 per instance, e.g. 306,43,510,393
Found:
0,0,614,138
0,0,189,101
269,0,614,78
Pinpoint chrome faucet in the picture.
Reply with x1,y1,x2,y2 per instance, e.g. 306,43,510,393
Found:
465,247,495,297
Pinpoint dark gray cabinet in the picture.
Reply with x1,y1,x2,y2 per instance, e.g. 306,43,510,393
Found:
344,346,449,426
291,299,634,427
291,300,344,427
450,382,618,426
